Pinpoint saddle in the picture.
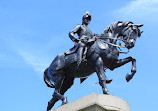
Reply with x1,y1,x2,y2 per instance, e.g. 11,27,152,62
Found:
64,36,97,56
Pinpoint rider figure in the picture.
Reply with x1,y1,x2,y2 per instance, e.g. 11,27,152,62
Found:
69,11,93,68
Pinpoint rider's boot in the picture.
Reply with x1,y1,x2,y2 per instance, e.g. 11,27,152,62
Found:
77,47,84,69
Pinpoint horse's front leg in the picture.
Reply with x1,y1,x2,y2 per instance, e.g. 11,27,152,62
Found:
110,56,136,82
95,57,110,94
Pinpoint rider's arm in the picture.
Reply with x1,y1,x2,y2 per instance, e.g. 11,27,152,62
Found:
69,24,81,43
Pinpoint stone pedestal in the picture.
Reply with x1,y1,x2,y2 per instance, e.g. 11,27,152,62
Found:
51,93,130,111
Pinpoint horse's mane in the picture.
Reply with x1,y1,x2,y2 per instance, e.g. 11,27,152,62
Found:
101,21,133,36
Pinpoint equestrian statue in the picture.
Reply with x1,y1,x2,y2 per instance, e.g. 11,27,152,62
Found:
44,11,143,111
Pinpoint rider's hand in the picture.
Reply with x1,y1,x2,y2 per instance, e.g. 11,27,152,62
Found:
81,39,87,44
74,38,80,43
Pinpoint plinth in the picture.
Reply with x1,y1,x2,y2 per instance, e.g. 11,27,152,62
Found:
51,93,130,111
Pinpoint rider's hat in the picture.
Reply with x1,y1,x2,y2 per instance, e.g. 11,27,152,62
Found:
82,11,91,21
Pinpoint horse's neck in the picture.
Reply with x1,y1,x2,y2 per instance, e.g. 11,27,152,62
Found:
101,21,126,44
99,33,119,44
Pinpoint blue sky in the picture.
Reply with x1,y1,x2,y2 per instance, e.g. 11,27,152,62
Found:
0,0,158,111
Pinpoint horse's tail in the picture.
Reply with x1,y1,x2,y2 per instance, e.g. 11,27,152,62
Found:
44,68,55,88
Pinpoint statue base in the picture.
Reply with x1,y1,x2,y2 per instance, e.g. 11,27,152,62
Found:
51,93,130,111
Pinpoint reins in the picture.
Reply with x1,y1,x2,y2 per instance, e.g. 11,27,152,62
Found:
98,36,129,54
99,36,123,41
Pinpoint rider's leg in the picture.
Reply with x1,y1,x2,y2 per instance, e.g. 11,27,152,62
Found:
110,56,136,82
95,57,110,94
82,47,88,61
77,42,85,68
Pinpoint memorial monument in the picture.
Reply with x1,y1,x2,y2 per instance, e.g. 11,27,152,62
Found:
43,11,143,111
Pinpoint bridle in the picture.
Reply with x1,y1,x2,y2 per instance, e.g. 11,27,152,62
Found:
97,23,140,54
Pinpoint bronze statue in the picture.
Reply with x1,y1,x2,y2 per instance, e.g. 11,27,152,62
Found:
44,12,143,111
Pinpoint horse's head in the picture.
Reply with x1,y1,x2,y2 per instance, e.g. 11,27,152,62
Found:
121,23,143,49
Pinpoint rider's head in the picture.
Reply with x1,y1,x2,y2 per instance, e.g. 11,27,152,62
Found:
82,11,91,26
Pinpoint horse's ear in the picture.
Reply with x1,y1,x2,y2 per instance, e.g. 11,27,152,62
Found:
118,22,123,27
128,24,132,27
128,23,135,30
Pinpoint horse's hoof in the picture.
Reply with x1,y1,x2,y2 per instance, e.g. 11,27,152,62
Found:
126,73,133,82
61,101,68,106
61,97,68,106
103,89,110,95
103,91,110,95
106,79,112,84
46,102,51,111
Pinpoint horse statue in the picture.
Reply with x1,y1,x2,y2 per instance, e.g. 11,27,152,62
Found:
44,21,143,111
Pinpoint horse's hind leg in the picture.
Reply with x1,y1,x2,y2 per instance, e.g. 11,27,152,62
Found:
95,57,110,94
46,74,67,111
53,75,68,105
47,97,59,111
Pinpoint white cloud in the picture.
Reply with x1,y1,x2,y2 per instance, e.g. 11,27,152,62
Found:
115,0,158,22
18,50,49,77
